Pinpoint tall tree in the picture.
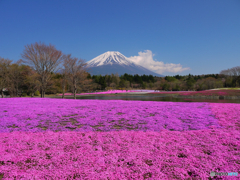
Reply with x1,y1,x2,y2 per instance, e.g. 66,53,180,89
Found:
60,68,67,99
21,42,63,98
7,60,25,97
0,57,12,98
24,69,40,97
63,54,87,99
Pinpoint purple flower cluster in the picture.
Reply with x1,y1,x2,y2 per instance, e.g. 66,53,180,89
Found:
0,130,239,179
181,90,228,96
58,90,138,96
150,90,240,96
0,98,221,133
0,98,239,179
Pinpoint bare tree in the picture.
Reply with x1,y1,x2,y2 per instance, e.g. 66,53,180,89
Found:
21,42,63,98
63,54,87,99
0,57,12,98
7,60,23,97
220,66,240,87
24,69,40,97
112,73,120,87
60,68,68,99
220,66,240,77
77,71,92,92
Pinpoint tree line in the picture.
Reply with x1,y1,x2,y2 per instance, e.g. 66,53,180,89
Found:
88,72,238,91
0,42,240,98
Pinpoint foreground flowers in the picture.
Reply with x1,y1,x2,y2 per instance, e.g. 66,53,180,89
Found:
0,98,239,179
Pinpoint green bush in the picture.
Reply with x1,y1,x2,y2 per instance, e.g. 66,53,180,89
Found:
34,90,40,96
22,93,27,97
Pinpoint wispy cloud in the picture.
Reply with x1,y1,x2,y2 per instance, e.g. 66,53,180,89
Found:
128,50,190,74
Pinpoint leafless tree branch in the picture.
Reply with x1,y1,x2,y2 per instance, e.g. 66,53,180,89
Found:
21,42,63,97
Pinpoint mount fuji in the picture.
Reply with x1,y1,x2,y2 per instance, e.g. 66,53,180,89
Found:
86,51,163,77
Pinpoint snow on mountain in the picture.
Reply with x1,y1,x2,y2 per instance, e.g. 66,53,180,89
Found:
87,51,135,67
86,51,163,76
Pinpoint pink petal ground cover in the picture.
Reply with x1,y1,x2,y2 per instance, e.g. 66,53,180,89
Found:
58,90,138,96
150,90,240,96
180,90,240,96
182,98,237,104
0,98,221,132
0,98,239,179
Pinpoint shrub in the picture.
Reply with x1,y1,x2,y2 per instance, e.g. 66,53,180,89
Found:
22,93,27,97
34,90,40,96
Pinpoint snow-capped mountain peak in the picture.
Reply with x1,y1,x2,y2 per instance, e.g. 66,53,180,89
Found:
86,51,163,76
87,51,135,67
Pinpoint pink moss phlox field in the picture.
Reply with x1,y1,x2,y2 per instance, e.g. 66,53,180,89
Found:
58,90,138,96
0,130,239,179
180,90,240,96
181,90,228,96
0,98,221,133
150,91,191,94
0,98,240,179
210,103,240,131
150,90,240,96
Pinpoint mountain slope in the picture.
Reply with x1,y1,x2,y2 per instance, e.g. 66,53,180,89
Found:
86,51,163,77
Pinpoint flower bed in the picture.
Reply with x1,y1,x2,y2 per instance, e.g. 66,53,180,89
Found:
0,98,239,179
58,90,138,96
0,99,221,133
180,90,230,96
150,90,240,97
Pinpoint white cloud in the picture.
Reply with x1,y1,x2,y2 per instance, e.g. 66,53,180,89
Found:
128,50,190,74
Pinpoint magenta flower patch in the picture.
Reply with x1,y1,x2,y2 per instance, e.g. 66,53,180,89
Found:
0,98,239,179
58,90,138,96
0,130,239,179
0,98,221,133
209,103,240,131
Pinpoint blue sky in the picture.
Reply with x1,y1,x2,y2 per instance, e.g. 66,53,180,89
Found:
0,0,240,76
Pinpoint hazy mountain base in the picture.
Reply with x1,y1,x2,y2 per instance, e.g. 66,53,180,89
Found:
87,64,163,77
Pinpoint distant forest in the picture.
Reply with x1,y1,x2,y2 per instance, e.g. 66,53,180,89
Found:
89,72,238,91
1,42,240,97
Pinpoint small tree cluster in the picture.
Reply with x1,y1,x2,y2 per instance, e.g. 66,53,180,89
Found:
0,42,89,98
220,66,240,87
62,54,87,99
